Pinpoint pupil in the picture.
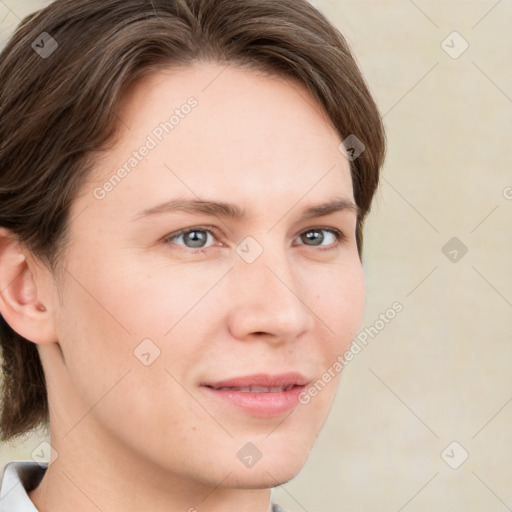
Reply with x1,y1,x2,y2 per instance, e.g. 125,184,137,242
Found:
186,231,206,248
304,230,323,246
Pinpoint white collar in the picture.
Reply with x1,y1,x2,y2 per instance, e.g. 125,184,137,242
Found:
0,461,46,511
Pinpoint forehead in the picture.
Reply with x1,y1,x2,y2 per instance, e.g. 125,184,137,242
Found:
81,62,353,220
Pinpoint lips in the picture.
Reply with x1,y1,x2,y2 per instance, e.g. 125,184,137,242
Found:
200,372,310,418
202,372,309,391
212,385,295,392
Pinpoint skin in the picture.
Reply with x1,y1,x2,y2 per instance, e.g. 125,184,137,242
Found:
0,61,365,512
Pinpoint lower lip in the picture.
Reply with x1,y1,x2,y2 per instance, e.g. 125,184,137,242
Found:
201,385,306,418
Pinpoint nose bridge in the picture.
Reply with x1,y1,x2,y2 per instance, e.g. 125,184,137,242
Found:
228,236,315,339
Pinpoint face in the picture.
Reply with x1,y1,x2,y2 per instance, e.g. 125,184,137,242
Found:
44,61,365,488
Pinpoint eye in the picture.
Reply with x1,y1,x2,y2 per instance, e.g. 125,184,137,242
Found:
294,227,345,251
164,226,218,252
163,226,346,253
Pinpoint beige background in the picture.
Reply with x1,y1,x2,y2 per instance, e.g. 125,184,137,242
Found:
1,1,511,511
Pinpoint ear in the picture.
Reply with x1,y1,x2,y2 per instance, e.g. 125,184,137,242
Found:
0,227,58,344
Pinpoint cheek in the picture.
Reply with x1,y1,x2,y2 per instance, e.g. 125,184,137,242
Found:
313,261,365,350
54,254,210,413
55,285,132,407
54,278,196,449
88,259,223,339
300,262,365,410
53,258,145,411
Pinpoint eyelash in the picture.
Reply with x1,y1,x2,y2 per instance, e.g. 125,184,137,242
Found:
163,225,346,254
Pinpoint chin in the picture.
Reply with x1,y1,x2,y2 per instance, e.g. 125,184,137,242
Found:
223,467,302,490
219,449,311,490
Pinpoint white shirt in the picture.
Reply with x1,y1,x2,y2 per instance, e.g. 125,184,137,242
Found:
0,461,289,511
0,461,43,511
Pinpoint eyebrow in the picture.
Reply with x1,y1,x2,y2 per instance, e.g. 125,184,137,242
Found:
131,196,360,222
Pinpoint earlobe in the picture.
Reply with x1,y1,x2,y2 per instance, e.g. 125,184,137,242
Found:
0,227,56,344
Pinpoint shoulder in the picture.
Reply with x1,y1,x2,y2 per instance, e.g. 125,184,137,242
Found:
0,461,47,512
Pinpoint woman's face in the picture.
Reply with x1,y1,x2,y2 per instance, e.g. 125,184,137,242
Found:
46,62,365,488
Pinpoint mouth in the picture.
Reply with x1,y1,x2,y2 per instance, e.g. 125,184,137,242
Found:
205,384,296,393
200,372,309,418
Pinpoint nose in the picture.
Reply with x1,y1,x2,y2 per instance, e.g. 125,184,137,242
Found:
226,243,316,344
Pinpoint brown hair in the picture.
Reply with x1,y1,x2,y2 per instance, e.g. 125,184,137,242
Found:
0,0,386,442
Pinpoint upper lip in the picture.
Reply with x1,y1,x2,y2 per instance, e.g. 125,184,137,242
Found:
202,372,309,389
